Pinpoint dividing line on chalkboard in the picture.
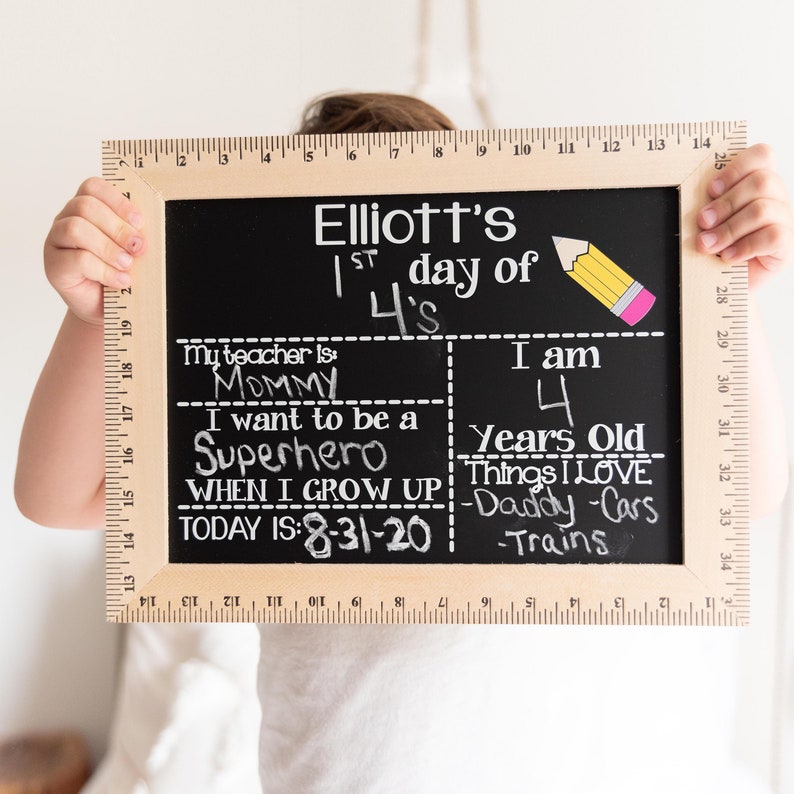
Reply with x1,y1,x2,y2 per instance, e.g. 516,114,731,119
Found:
176,503,447,511
175,399,446,407
175,332,667,343
457,453,666,459
447,340,455,554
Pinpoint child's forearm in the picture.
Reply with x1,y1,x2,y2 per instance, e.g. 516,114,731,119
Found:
749,297,789,519
15,310,106,528
16,178,145,528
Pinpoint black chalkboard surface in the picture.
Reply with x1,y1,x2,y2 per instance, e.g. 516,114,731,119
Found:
103,124,750,625
165,187,682,565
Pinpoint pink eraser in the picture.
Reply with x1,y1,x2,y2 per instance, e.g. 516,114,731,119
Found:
619,287,656,326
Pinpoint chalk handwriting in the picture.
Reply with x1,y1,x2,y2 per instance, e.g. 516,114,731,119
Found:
193,431,388,477
213,364,338,401
471,485,576,529
502,527,610,558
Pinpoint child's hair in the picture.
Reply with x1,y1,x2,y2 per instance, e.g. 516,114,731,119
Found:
297,92,456,135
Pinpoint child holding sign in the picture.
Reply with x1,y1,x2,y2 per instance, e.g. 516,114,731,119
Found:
15,94,793,791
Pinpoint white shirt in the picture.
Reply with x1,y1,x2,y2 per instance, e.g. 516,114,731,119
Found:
257,623,769,793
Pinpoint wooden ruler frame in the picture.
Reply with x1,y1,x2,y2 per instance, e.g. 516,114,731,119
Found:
103,122,749,625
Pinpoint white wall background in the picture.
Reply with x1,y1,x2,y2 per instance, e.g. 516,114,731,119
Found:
1,0,792,789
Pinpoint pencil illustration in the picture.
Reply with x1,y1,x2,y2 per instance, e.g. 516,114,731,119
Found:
552,236,656,326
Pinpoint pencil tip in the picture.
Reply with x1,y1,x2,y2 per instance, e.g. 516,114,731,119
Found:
552,236,562,245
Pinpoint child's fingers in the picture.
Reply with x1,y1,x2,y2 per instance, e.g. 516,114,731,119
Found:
697,142,794,273
70,176,145,230
699,169,788,233
45,180,146,299
47,246,132,292
53,192,145,262
42,178,145,319
697,197,793,260
717,222,794,270
46,211,139,274
707,142,778,200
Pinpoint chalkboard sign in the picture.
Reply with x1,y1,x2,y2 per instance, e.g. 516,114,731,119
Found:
104,123,750,625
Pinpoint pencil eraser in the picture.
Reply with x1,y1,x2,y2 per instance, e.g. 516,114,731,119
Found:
619,287,656,326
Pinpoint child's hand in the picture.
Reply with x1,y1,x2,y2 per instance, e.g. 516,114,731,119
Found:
44,177,146,326
697,143,794,290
